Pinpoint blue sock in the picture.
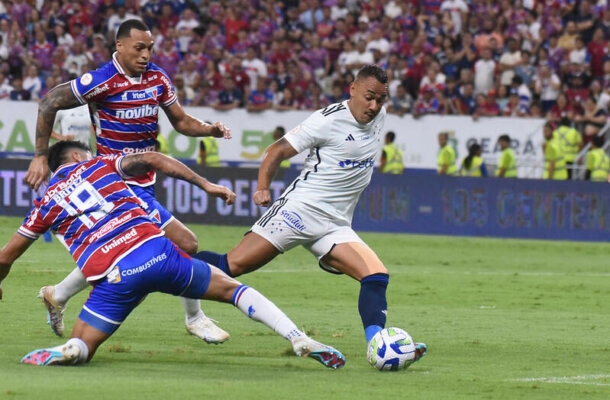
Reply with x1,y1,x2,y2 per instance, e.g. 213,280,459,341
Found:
359,273,389,342
193,251,232,277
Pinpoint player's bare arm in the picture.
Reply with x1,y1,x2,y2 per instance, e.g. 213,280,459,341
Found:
24,83,82,190
164,102,231,139
121,153,236,205
0,233,35,297
254,138,297,206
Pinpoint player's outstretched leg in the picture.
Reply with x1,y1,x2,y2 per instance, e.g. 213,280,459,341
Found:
38,268,89,336
231,284,345,369
183,298,230,344
38,286,66,337
21,338,89,366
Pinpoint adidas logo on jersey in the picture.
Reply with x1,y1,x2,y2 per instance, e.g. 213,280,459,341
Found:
345,134,355,141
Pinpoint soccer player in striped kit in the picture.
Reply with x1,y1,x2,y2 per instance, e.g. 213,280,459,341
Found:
24,19,230,344
2,141,345,368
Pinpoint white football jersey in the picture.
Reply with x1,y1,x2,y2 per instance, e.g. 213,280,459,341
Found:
282,100,386,224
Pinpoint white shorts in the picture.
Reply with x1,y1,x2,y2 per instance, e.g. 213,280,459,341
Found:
251,198,365,274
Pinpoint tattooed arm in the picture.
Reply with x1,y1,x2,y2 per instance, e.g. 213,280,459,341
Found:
121,153,236,205
25,83,82,190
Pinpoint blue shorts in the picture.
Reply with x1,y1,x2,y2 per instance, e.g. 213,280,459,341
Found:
131,185,174,229
79,237,212,335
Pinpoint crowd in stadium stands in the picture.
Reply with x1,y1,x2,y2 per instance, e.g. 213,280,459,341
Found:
0,0,609,132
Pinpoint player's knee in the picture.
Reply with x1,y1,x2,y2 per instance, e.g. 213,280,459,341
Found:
177,235,198,255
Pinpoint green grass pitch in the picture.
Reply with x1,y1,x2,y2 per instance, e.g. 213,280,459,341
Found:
0,215,609,400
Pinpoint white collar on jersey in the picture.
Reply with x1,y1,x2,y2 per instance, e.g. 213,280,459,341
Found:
112,52,143,84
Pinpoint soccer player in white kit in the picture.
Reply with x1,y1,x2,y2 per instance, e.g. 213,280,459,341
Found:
195,65,427,363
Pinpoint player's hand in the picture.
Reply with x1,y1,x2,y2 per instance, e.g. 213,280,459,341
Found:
205,183,236,205
24,156,50,191
208,122,232,139
253,189,272,207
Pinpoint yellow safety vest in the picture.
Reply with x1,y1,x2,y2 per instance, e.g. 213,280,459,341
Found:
437,145,457,175
586,148,610,182
553,126,581,163
198,137,220,166
381,143,404,174
460,155,483,177
496,148,517,177
543,138,567,180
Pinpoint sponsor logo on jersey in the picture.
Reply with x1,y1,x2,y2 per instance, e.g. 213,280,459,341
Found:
100,227,138,254
44,165,88,203
106,265,121,284
338,158,375,169
84,83,109,99
115,104,159,119
122,144,157,154
80,73,93,86
113,81,129,88
280,210,306,232
345,134,355,141
88,212,133,243
121,252,167,276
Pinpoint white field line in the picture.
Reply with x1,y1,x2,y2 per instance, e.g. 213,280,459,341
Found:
513,374,610,387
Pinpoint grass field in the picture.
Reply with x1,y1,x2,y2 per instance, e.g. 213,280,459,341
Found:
0,215,609,400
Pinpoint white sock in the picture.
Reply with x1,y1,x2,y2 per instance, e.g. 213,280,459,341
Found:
54,268,88,304
233,285,304,341
65,337,89,364
180,297,205,323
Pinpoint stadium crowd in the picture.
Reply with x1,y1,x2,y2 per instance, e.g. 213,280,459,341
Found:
0,0,609,129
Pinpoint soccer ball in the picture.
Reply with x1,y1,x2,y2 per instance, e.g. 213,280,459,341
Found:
367,327,416,371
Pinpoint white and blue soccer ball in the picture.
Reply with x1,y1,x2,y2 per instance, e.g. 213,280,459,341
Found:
367,327,416,371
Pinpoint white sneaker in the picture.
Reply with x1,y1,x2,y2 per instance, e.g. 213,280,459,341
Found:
21,342,80,366
292,336,346,369
185,316,230,344
38,286,65,337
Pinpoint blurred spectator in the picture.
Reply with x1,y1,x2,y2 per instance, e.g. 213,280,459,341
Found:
22,64,42,100
200,59,221,94
106,5,139,42
534,64,561,113
568,36,591,75
574,95,607,146
575,0,596,43
456,81,477,115
28,29,54,73
558,20,578,52
158,3,179,36
413,87,443,118
152,38,181,80
225,6,249,51
460,142,488,177
514,50,536,87
547,92,578,122
301,34,331,83
173,74,194,106
62,41,91,78
52,22,74,50
587,27,606,79
242,47,267,92
473,47,496,95
496,85,510,114
344,39,374,77
386,83,413,117
473,91,500,119
496,134,517,178
246,78,273,112
591,79,610,111
499,37,522,87
504,89,530,117
274,86,298,111
212,75,243,111
585,135,610,182
0,71,13,100
511,75,532,108
325,80,349,104
175,8,200,56
9,76,31,101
